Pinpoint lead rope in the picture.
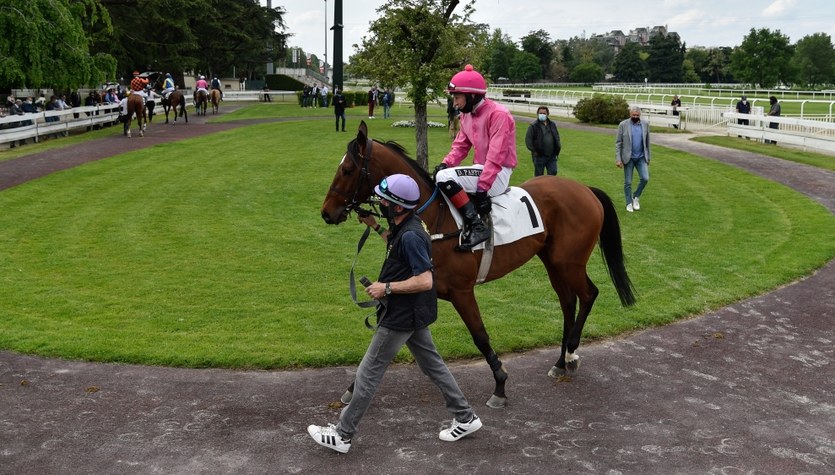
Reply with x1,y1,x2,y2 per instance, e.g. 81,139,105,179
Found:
349,225,386,330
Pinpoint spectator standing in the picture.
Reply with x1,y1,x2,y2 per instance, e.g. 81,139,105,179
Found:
307,174,482,454
311,84,319,108
262,85,272,102
368,86,378,119
21,97,38,113
302,84,310,107
615,105,651,213
146,88,159,122
382,89,393,119
524,106,562,176
320,84,329,108
670,95,682,129
239,77,246,91
766,95,781,144
735,95,751,138
332,87,346,132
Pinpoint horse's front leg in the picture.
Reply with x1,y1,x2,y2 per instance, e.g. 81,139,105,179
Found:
450,294,508,408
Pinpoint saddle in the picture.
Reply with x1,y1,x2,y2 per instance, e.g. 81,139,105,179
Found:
441,187,544,249
439,187,545,283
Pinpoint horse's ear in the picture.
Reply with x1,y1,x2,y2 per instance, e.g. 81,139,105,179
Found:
357,121,368,143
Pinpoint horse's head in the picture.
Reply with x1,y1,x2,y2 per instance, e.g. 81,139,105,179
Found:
321,122,378,225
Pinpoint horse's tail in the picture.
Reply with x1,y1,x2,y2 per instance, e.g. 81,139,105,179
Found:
590,186,637,307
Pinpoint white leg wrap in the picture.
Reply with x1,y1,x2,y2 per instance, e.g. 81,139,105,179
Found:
565,352,579,363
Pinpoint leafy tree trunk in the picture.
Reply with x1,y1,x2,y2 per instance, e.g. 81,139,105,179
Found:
413,101,429,170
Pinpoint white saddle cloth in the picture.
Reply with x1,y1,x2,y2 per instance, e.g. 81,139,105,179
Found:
444,187,545,250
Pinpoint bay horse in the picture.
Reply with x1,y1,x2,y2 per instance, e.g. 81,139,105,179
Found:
162,90,188,124
123,94,145,138
321,122,636,408
195,89,208,116
210,89,221,114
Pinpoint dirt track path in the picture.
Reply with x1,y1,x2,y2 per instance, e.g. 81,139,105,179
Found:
1,116,834,474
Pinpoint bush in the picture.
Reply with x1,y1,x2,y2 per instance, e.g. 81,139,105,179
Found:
573,94,630,125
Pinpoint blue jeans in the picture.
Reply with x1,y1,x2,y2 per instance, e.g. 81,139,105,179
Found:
623,157,649,204
336,326,474,439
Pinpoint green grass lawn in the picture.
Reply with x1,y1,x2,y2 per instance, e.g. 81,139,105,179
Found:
1,104,834,369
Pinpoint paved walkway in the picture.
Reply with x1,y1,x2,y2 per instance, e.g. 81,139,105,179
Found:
1,116,834,474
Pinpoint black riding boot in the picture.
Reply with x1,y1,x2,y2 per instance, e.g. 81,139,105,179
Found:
458,202,490,251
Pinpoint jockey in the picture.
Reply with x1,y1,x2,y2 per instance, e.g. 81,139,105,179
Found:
194,75,209,103
162,73,176,100
433,64,517,251
129,71,148,98
210,75,223,100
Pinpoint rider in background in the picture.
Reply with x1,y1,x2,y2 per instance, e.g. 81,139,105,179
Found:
210,75,223,101
433,64,517,251
129,71,148,98
162,73,176,100
194,75,209,105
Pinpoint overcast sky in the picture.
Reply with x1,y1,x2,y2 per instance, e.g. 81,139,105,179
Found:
264,0,835,63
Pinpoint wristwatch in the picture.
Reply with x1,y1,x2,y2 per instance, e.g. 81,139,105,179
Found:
384,282,392,296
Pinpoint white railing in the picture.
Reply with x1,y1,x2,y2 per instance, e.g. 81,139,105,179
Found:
0,104,121,148
723,112,835,153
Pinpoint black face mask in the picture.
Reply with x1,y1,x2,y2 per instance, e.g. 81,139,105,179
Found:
380,203,395,220
631,116,641,123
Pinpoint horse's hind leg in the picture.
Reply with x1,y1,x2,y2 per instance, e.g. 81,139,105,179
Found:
451,294,508,408
543,263,598,377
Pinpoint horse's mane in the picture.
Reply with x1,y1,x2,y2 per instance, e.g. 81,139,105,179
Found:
350,138,434,188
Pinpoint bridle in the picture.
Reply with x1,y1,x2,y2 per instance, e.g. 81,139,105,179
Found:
330,138,381,220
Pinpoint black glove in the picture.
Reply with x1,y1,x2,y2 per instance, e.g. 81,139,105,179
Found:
474,191,491,216
433,163,448,179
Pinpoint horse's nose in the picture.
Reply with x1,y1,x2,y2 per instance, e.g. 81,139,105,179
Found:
321,210,333,224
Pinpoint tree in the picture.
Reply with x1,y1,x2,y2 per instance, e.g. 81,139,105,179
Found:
704,47,731,84
520,29,553,79
684,48,709,82
647,33,684,82
483,29,518,82
93,0,286,84
612,42,647,82
570,62,603,84
350,0,481,169
0,0,115,90
730,28,794,87
681,59,700,83
793,33,835,88
508,51,540,83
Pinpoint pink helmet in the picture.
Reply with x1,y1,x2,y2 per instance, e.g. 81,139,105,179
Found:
374,174,420,209
447,64,487,94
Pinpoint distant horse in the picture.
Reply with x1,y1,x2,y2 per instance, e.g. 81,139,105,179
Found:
123,94,145,138
210,89,221,114
195,90,208,116
321,122,636,408
162,90,188,124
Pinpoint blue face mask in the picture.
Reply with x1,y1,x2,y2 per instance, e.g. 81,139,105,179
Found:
538,114,547,122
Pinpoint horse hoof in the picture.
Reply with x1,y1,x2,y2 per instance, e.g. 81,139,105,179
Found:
547,365,564,379
486,394,507,409
565,357,581,373
340,390,353,405
139,130,144,137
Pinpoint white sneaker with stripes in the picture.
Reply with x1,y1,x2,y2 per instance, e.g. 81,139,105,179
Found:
439,414,482,441
308,423,351,453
